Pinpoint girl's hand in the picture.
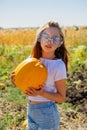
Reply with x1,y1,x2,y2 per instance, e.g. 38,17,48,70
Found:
10,71,16,85
25,85,45,96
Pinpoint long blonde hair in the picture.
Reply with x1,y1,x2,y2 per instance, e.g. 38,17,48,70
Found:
31,21,68,71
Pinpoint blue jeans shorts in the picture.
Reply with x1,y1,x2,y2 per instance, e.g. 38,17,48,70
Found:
27,101,60,130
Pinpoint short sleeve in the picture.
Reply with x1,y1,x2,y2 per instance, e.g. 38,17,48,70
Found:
54,62,67,81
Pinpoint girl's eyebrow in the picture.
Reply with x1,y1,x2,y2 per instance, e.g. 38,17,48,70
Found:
42,32,60,37
42,32,49,35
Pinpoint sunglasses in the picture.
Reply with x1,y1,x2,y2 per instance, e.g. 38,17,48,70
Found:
40,32,63,46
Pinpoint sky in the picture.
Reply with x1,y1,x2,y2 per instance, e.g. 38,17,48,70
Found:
0,0,87,28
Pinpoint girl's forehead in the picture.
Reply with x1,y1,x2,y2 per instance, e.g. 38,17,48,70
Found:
43,27,60,35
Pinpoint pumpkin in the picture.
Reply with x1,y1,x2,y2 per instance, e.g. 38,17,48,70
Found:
14,57,47,93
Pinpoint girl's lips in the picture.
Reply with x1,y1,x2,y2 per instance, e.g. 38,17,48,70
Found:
45,45,52,48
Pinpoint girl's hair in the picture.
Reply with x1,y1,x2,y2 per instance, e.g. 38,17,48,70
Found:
31,21,68,71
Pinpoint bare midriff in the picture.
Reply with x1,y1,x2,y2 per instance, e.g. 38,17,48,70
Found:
28,100,46,104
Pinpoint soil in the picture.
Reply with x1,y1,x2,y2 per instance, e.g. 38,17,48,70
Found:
59,66,87,130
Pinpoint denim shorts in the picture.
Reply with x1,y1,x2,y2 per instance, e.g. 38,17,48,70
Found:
27,101,60,130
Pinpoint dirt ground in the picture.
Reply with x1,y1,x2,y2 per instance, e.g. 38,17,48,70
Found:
59,104,87,130
59,66,87,130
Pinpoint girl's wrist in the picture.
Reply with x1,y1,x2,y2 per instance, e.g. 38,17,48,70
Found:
38,89,45,96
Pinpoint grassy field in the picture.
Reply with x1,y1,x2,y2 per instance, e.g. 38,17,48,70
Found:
0,27,87,130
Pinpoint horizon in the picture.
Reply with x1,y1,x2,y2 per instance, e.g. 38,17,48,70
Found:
0,25,87,30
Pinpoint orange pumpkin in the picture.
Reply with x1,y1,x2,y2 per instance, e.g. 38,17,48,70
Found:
14,57,47,93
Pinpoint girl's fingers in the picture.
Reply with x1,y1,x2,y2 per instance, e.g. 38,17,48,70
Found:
25,87,37,96
25,90,34,96
10,71,15,78
10,72,16,85
11,71,15,74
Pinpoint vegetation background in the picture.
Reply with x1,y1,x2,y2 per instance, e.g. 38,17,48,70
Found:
0,26,87,130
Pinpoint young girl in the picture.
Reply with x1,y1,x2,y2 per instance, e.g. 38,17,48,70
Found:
11,21,68,130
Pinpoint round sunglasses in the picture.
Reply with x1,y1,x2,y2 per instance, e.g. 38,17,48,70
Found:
40,32,63,46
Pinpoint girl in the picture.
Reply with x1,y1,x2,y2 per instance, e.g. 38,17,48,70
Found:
11,21,68,130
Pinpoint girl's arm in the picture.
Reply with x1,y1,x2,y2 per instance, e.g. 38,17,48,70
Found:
43,79,66,103
25,79,66,103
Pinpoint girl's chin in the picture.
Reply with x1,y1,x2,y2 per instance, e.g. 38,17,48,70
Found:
43,49,53,53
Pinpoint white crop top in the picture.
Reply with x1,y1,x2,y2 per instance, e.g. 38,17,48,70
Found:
28,57,67,102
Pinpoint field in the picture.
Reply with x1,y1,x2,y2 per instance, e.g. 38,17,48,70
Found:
0,27,87,130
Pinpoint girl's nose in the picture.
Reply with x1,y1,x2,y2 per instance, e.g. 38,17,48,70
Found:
47,38,53,44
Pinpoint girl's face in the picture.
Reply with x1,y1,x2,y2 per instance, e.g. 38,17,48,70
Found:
40,27,63,53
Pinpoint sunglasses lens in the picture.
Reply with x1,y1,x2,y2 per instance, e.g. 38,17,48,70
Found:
41,33,63,46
